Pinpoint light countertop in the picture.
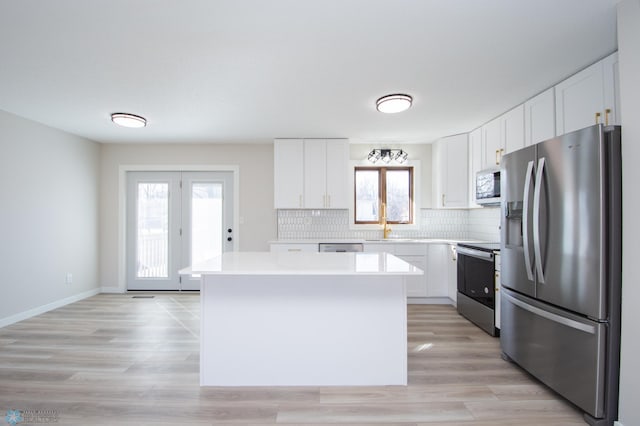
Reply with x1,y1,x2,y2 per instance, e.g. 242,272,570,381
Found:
179,251,423,276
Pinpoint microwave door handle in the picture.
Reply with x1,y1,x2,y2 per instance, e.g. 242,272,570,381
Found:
522,160,535,281
533,157,545,284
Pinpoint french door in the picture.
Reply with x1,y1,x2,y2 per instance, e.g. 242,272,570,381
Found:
126,171,234,291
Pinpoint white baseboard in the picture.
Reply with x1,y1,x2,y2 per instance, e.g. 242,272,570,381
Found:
0,288,101,328
100,286,125,294
614,421,624,426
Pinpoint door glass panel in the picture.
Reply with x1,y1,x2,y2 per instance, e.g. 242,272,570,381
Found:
136,183,169,278
191,182,223,266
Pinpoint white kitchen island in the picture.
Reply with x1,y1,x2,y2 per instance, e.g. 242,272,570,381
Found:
182,251,422,386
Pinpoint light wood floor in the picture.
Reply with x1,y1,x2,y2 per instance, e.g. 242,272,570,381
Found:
0,294,585,425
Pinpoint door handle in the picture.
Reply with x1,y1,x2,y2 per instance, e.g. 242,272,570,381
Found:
533,157,545,284
522,160,535,281
503,290,595,334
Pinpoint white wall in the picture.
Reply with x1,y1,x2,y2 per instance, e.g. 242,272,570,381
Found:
616,2,640,425
0,109,100,325
99,143,275,290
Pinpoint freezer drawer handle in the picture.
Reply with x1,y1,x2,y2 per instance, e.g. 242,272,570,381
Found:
533,157,546,284
503,291,596,334
522,160,535,281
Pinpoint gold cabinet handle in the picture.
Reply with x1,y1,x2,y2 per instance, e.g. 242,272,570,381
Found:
442,193,446,206
595,112,601,124
605,108,611,126
299,195,303,208
327,194,331,208
495,149,500,165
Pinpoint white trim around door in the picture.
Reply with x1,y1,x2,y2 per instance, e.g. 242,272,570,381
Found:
115,165,240,293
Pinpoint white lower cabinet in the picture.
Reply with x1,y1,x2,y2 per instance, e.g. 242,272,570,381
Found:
395,244,428,298
447,244,458,304
425,244,451,298
495,253,501,330
361,242,461,303
363,242,428,299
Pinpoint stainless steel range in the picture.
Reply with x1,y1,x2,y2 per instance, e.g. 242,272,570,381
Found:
456,242,500,336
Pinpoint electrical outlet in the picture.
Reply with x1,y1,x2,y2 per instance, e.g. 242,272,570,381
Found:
66,273,73,285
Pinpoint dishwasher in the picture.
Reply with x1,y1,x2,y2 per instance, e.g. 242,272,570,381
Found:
318,243,364,252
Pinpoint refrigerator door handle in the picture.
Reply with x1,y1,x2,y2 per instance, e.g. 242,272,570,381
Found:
503,291,596,334
522,160,535,281
533,157,545,284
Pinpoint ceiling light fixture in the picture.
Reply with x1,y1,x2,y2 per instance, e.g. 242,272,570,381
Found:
376,94,413,113
111,112,147,128
368,149,408,164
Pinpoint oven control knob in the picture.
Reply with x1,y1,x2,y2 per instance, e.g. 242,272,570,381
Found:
484,287,489,294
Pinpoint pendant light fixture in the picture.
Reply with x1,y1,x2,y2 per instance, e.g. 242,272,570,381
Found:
376,94,413,113
367,149,408,164
111,112,147,128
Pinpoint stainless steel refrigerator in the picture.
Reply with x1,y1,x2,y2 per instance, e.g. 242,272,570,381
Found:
500,124,622,426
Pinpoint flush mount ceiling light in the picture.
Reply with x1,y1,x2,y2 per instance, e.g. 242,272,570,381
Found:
376,94,413,113
368,149,408,164
111,112,147,128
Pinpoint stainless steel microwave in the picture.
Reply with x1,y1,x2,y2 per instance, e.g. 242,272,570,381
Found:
475,169,501,205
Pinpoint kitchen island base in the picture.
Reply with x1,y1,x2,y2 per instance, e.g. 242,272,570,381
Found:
200,274,407,386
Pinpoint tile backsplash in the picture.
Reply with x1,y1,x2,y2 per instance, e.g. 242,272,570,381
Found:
277,208,501,241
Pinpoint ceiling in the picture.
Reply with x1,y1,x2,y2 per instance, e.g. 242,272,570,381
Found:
0,0,619,145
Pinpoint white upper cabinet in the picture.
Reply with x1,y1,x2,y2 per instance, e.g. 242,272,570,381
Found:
524,87,556,146
274,138,349,209
476,105,525,170
303,141,327,209
501,104,525,154
468,127,483,207
603,52,621,126
482,117,502,169
324,140,350,208
555,52,619,135
433,133,468,208
274,139,304,208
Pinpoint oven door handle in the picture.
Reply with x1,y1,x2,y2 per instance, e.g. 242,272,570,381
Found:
457,247,494,260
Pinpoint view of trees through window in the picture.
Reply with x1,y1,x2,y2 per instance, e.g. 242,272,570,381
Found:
354,167,413,224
